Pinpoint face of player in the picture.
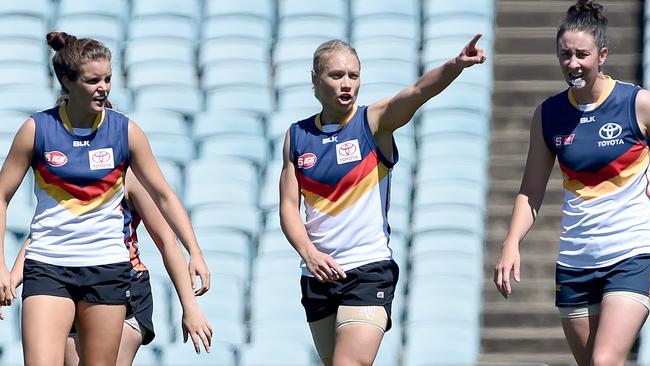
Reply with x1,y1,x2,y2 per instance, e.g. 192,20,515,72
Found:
313,50,360,121
63,58,112,124
557,30,607,90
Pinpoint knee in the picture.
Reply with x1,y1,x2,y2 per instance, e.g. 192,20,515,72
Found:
591,350,624,366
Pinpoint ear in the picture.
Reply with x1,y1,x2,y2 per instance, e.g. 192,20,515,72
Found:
61,75,72,90
598,46,608,66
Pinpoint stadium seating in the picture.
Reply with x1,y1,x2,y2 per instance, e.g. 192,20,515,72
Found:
0,1,496,364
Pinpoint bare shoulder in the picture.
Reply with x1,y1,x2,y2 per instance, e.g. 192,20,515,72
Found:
635,89,650,135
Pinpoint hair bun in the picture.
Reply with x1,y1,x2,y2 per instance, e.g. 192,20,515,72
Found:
46,31,77,51
569,0,606,22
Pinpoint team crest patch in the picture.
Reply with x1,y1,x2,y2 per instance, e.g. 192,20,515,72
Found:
336,139,361,165
89,148,115,170
297,153,317,169
45,151,68,167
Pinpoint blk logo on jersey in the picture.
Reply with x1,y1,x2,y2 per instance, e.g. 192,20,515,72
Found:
554,134,575,147
297,153,317,169
580,116,596,124
73,140,90,147
597,123,624,147
336,139,361,165
44,151,68,167
322,135,338,144
89,148,114,170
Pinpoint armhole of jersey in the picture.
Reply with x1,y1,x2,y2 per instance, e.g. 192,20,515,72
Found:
360,105,397,168
627,87,649,146
288,123,297,163
122,114,131,167
30,113,42,168
539,100,555,153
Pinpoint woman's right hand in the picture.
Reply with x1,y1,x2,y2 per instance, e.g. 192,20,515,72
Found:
494,242,521,299
0,266,16,306
304,248,347,283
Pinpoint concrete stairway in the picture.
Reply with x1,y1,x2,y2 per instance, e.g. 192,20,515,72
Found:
480,1,643,364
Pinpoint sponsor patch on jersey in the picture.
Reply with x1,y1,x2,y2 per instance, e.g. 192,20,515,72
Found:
297,153,317,169
554,134,575,147
44,151,68,167
89,148,115,170
336,139,362,165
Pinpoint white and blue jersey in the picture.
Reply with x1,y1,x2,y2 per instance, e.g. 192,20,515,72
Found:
290,105,397,275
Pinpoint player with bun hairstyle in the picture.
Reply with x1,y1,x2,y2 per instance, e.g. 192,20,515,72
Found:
279,35,486,365
0,31,210,365
494,1,650,364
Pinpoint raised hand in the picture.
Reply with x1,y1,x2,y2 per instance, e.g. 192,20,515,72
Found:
456,33,487,68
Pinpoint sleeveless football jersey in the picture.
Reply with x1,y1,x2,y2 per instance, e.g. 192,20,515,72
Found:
290,105,396,275
541,77,650,268
26,105,131,266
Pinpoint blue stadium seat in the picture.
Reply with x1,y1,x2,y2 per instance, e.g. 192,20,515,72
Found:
132,345,161,366
258,230,293,257
0,39,47,66
352,16,419,43
131,0,201,22
274,37,328,66
410,251,483,282
277,85,322,111
186,158,259,197
58,0,127,20
413,181,486,211
204,0,274,20
202,17,272,43
160,341,237,366
416,157,488,187
156,160,184,198
128,17,197,42
107,87,133,113
201,60,270,91
147,135,195,165
191,204,261,237
124,38,195,67
411,231,484,257
127,61,198,91
267,108,316,145
240,340,316,366
403,321,480,366
147,273,175,344
277,17,346,41
361,60,418,86
55,15,124,46
278,0,346,19
133,85,201,117
351,0,419,19
186,180,257,209
7,177,35,235
419,109,490,139
0,340,23,366
0,85,55,113
193,110,264,141
199,38,270,67
424,0,496,19
421,83,492,115
354,37,419,64
274,61,315,90
259,160,282,211
388,206,410,239
423,16,496,44
129,109,188,136
0,15,47,41
198,135,268,169
374,325,403,366
412,204,485,236
355,83,407,109
205,86,274,116
418,136,489,161
195,227,252,258
0,0,51,20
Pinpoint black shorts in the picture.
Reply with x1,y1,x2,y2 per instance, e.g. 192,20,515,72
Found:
68,270,155,345
300,260,399,331
22,258,131,305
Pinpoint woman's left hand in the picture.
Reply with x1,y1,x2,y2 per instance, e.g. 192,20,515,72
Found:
456,33,487,68
182,303,213,354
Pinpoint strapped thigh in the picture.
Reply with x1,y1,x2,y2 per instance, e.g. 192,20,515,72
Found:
335,305,388,333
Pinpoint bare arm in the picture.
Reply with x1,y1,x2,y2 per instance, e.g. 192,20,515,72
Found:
0,118,35,305
9,236,29,288
126,170,212,353
366,34,487,135
635,89,650,138
278,129,346,282
494,105,556,298
127,121,210,291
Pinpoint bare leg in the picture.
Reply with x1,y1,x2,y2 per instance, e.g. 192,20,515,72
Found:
561,315,598,366
22,295,75,366
75,301,126,366
332,323,384,366
116,323,144,366
309,314,337,366
591,295,648,366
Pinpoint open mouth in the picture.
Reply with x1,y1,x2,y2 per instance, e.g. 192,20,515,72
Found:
568,72,586,88
338,94,353,104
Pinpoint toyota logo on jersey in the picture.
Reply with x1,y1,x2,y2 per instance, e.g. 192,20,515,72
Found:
336,139,362,164
88,148,115,170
